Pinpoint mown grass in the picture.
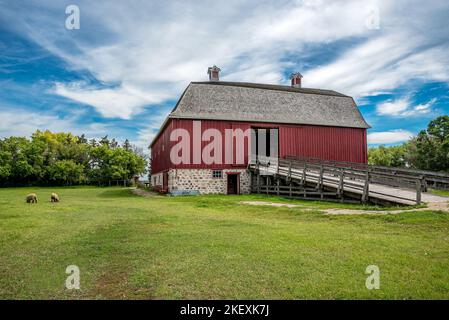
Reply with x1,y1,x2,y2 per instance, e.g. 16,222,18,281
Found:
0,186,448,299
429,188,449,198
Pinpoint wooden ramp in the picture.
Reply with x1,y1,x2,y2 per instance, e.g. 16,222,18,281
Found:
249,157,449,205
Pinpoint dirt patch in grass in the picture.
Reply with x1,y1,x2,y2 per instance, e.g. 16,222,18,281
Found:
92,271,131,299
132,188,161,198
240,201,301,208
240,200,449,215
324,201,449,215
92,270,156,300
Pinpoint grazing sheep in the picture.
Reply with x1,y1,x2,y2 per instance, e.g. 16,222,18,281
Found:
26,193,38,204
51,193,60,203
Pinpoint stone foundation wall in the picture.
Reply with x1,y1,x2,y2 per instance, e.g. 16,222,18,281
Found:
167,169,251,194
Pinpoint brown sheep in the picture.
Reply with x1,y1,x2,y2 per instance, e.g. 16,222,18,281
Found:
26,193,38,203
51,193,60,203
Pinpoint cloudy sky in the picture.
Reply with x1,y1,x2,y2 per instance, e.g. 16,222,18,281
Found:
1,0,448,150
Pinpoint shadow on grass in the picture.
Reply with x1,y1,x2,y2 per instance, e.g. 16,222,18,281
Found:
97,188,134,198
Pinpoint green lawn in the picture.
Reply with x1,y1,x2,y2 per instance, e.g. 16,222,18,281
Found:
0,187,448,299
429,188,449,197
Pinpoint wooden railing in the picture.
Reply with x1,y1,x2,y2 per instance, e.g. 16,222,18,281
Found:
249,156,431,205
285,156,449,191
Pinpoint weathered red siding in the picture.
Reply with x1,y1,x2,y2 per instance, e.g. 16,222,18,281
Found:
151,119,367,174
280,125,368,163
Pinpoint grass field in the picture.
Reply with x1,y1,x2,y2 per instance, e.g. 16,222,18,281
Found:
1,186,448,299
430,188,449,197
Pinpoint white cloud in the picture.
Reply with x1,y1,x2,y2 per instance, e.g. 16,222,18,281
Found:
303,2,449,98
304,35,449,98
367,129,413,144
376,99,408,116
376,98,436,117
0,106,154,155
0,105,166,160
0,0,384,118
133,111,170,152
0,109,108,139
1,0,449,122
54,82,169,119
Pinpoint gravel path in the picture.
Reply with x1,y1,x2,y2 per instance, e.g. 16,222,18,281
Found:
240,201,300,208
132,188,161,198
324,201,449,215
240,200,449,215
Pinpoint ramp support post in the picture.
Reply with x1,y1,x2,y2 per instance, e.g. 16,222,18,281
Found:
362,171,370,203
302,162,307,186
416,179,422,205
288,161,292,182
338,169,344,199
420,175,427,192
266,176,269,195
317,164,323,191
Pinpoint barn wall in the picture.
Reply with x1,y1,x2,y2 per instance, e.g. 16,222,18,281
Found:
279,125,367,163
151,120,174,174
151,119,251,174
151,119,367,174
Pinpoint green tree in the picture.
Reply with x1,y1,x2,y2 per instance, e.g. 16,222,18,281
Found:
123,139,131,151
100,135,110,147
411,116,449,172
1,137,34,184
0,141,12,181
368,116,449,172
88,144,146,183
368,144,409,167
47,160,85,185
77,134,87,144
0,130,146,186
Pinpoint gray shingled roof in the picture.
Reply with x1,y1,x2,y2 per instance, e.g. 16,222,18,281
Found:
171,81,369,127
151,81,369,146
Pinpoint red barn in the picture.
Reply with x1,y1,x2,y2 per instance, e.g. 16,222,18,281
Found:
150,67,369,194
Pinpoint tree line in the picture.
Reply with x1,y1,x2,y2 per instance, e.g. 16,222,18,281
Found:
0,130,147,187
368,116,449,172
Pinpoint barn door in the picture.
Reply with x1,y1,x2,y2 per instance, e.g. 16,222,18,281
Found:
250,128,278,166
227,173,239,195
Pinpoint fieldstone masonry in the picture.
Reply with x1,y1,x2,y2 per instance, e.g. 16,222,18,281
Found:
167,169,251,194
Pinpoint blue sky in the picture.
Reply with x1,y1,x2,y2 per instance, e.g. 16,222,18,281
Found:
1,0,448,151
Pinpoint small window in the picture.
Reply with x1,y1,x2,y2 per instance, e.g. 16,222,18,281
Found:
212,170,223,179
